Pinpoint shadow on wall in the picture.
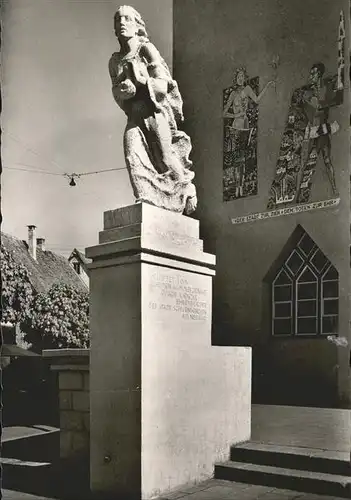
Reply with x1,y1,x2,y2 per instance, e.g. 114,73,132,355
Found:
254,225,342,408
251,340,340,408
213,224,345,409
2,357,59,427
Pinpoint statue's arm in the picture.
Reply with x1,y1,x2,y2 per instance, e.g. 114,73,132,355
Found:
136,43,170,94
140,43,170,78
109,56,121,104
109,55,135,104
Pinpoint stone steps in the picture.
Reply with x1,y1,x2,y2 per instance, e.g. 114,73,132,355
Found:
1,456,90,500
1,428,89,499
1,458,53,497
230,442,351,476
215,442,351,498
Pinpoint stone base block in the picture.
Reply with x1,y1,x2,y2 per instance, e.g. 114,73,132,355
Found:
86,204,251,499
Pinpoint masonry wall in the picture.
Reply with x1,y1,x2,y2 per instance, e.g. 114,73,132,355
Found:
44,350,90,460
174,0,351,406
58,368,90,459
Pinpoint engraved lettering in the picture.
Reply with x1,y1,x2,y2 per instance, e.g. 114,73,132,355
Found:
149,270,208,321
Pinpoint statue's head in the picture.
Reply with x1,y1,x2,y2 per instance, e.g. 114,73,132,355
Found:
114,5,148,40
232,67,248,88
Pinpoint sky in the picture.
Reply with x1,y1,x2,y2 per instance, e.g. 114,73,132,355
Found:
1,0,172,256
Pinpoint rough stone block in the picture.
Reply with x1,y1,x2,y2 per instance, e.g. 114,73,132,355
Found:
61,410,84,431
59,390,72,410
60,430,73,459
72,431,89,454
59,372,83,390
72,390,90,412
83,372,90,390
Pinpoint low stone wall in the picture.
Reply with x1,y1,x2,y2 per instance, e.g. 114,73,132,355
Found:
43,349,90,460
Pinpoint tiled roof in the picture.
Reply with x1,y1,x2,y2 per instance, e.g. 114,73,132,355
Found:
1,232,88,293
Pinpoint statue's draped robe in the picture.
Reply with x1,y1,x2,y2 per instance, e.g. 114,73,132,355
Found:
109,42,196,213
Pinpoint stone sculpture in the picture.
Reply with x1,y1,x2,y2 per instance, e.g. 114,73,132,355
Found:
109,5,197,215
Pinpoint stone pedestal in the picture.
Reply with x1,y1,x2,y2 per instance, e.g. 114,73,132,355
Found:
86,203,251,500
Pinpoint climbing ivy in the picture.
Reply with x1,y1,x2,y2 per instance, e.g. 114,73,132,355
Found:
1,246,35,324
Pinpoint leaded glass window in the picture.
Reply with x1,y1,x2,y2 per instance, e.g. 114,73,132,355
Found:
271,230,339,337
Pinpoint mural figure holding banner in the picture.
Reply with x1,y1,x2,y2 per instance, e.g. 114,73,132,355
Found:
223,67,274,201
267,11,345,209
296,62,342,203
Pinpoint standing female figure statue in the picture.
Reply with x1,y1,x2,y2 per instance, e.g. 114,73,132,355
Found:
109,6,197,214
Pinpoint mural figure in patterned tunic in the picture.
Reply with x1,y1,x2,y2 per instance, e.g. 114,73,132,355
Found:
223,67,274,200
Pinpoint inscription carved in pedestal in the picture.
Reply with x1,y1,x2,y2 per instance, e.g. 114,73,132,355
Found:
147,224,201,250
148,269,208,321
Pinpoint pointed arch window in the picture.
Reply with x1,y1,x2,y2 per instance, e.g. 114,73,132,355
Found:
321,265,339,334
296,266,318,335
271,230,339,337
272,270,293,336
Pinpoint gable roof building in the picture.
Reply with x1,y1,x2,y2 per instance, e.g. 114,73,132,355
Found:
68,248,91,288
1,226,88,294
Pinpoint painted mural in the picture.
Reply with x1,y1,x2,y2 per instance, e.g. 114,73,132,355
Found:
267,11,345,210
223,68,274,201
